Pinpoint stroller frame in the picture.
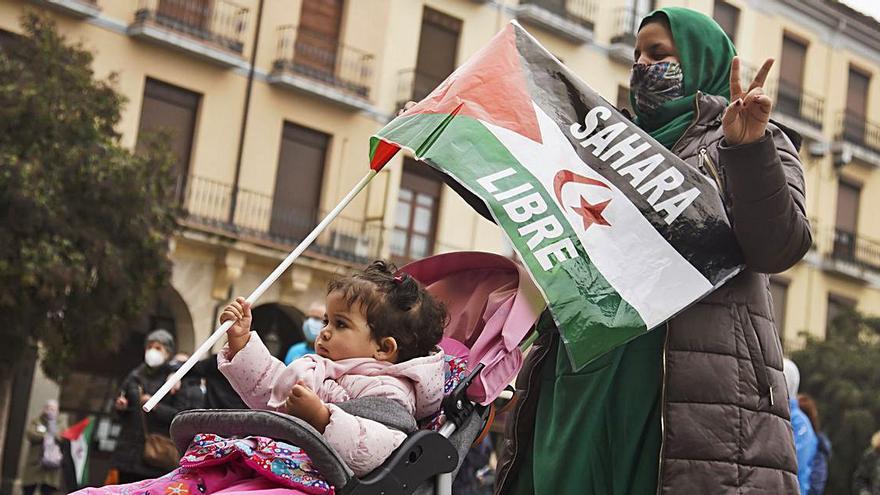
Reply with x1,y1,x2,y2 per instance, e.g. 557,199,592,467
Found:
170,364,493,495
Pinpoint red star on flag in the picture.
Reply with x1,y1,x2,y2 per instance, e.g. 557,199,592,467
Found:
570,195,611,231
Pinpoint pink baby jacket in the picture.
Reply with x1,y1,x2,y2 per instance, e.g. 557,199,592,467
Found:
217,332,445,476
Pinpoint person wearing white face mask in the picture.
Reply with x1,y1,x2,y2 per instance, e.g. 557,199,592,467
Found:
284,302,326,365
111,329,181,483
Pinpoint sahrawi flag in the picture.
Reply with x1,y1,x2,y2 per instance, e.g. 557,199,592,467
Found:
370,21,743,370
62,417,94,486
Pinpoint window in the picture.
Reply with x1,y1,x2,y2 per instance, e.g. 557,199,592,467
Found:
137,78,201,199
844,66,871,143
295,0,344,80
270,122,329,240
833,179,861,262
392,159,441,261
713,1,740,44
0,28,20,49
413,7,462,100
835,180,861,233
769,277,788,346
826,294,857,332
778,34,808,116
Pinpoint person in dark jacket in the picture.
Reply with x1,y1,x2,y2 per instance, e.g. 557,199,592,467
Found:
854,431,880,495
112,329,180,483
798,393,832,495
187,354,248,410
167,353,206,412
496,8,809,494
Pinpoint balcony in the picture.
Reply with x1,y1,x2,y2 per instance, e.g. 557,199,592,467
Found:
28,0,101,18
608,7,639,64
183,175,384,264
268,26,374,112
833,111,880,165
814,225,880,283
773,82,825,130
515,0,596,44
128,0,249,68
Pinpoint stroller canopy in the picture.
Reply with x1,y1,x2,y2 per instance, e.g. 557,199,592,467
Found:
401,251,545,405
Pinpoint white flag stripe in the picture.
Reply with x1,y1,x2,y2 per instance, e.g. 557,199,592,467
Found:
482,104,712,328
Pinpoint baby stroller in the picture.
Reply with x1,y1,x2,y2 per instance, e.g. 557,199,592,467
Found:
169,251,545,494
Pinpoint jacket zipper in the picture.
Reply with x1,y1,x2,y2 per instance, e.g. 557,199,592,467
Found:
654,95,701,495
655,323,670,495
699,147,723,191
670,92,702,154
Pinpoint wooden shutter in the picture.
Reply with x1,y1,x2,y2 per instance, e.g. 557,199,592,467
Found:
713,1,739,44
846,67,870,117
157,0,211,33
296,0,344,80
270,123,329,240
137,78,201,199
835,180,861,233
826,294,857,332
844,67,871,143
780,35,807,89
414,8,462,100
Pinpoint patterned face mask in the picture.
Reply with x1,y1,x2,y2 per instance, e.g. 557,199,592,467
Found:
630,61,684,115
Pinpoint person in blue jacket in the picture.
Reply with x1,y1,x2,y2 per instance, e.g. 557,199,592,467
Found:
283,302,326,365
784,358,818,494
798,393,832,495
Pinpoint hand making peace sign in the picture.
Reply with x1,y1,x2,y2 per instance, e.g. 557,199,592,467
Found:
722,56,775,146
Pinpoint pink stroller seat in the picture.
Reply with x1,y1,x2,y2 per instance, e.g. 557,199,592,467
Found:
170,251,544,495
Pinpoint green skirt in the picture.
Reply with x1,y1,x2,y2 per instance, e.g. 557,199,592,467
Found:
510,329,665,495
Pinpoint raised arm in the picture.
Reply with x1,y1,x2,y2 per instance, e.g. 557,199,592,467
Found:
719,57,811,273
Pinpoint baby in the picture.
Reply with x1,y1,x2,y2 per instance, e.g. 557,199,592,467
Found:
218,260,447,475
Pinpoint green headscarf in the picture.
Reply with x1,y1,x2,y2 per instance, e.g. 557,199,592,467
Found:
631,7,737,149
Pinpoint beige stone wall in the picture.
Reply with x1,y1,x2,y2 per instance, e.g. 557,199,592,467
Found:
2,0,879,373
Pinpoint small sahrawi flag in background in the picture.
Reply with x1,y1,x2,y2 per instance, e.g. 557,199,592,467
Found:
62,416,94,487
370,21,743,370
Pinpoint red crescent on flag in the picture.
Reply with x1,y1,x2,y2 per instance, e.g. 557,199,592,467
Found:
553,170,610,203
553,170,613,230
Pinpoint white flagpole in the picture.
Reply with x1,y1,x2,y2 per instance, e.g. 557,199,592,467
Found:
144,169,379,412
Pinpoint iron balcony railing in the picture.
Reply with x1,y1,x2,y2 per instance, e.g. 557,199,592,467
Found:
396,69,444,110
830,228,880,271
738,62,825,129
273,25,374,99
773,82,825,129
134,0,249,54
610,7,639,46
183,175,383,263
520,0,597,30
835,111,880,154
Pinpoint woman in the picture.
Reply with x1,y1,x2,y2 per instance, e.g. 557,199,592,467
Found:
112,329,179,483
495,8,810,494
798,393,832,495
22,400,64,495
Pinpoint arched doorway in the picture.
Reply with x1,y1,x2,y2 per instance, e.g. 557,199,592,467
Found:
251,303,306,361
57,286,194,485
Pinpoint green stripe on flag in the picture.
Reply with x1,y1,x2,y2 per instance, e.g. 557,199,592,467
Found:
375,114,647,368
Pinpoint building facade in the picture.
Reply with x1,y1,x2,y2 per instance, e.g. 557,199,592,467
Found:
1,0,878,490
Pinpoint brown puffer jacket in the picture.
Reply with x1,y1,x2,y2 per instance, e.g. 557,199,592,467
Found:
495,92,811,494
